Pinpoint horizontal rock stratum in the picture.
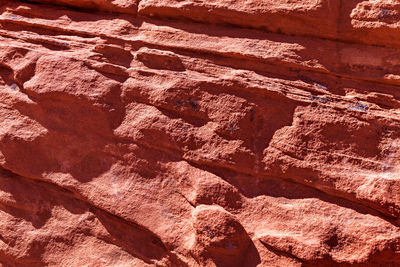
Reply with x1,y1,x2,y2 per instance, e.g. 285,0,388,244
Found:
0,0,400,266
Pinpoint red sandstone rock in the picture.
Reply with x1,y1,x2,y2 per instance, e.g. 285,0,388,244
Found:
0,0,400,266
138,0,400,48
27,0,138,14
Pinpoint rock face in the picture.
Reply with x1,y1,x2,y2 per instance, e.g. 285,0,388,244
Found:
0,0,400,266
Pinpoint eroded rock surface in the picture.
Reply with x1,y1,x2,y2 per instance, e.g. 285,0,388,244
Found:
0,0,399,266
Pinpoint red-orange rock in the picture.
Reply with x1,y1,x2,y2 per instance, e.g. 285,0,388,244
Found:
0,0,400,266
28,0,138,14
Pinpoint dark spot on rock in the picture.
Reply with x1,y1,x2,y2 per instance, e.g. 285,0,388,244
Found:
325,233,339,248
174,100,185,109
188,98,199,111
378,9,391,19
249,107,255,122
225,242,237,250
203,226,216,239
228,122,237,134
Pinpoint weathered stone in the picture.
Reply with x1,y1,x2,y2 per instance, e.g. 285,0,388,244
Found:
0,0,399,266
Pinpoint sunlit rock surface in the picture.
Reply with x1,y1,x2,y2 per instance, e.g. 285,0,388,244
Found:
0,0,399,266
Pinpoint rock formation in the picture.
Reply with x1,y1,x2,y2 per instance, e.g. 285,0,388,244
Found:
0,0,399,266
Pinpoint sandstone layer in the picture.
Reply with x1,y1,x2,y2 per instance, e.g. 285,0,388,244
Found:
0,0,400,266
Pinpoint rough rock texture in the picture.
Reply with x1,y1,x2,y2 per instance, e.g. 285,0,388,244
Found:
0,0,400,266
